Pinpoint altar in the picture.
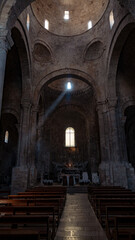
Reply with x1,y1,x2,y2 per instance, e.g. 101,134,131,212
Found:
59,168,80,186
61,173,80,186
52,160,89,185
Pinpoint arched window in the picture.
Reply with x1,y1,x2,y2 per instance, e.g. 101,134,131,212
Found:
4,131,9,143
65,127,75,147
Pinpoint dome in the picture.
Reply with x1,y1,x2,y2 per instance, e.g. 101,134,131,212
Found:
31,0,109,36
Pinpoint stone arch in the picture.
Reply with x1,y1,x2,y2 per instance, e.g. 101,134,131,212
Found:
0,0,35,31
107,15,135,98
122,99,135,117
1,107,20,123
108,17,135,171
33,40,53,64
0,112,19,185
84,39,105,61
33,69,100,105
11,26,31,95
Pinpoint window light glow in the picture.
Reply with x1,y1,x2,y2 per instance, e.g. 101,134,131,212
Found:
66,82,72,90
26,13,30,31
109,11,114,29
4,131,9,143
65,127,75,147
44,19,49,30
88,20,92,30
64,11,69,20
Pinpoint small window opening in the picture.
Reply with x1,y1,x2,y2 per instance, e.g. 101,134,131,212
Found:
88,20,92,30
109,11,114,29
26,13,30,31
65,127,75,147
44,19,49,30
66,82,72,90
64,11,69,20
4,131,9,143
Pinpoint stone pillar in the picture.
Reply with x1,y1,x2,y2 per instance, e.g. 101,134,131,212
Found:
96,100,110,163
121,116,135,190
0,32,13,116
107,98,120,162
86,119,91,175
28,105,38,186
97,99,128,188
11,100,31,194
97,100,113,185
18,100,32,166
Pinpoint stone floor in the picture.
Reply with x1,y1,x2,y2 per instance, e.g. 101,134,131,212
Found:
55,193,108,240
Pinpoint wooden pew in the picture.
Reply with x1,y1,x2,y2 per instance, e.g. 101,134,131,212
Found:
89,193,135,211
6,196,65,215
8,194,66,206
0,229,40,240
92,198,135,224
26,186,67,194
18,191,66,197
89,192,135,204
112,216,135,240
105,206,135,240
0,205,59,229
0,198,63,220
88,186,125,194
0,215,51,240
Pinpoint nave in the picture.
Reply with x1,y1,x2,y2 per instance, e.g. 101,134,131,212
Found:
55,193,107,240
0,185,135,239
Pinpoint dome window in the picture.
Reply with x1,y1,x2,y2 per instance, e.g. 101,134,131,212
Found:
109,11,114,29
64,11,69,20
26,13,30,31
88,20,92,30
4,131,9,144
44,19,49,30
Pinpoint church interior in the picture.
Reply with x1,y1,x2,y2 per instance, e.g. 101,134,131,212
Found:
0,0,135,239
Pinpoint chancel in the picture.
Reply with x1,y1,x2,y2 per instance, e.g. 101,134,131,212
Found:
0,0,135,239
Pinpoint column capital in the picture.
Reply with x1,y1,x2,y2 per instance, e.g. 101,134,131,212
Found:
21,99,32,110
31,105,39,113
0,31,14,51
96,99,108,113
107,97,118,110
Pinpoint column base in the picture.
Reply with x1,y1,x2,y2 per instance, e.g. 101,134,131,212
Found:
11,166,28,194
99,161,131,189
28,166,37,187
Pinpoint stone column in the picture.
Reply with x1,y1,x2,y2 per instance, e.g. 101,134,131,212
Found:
96,100,110,163
120,116,128,162
97,98,128,188
86,119,91,176
17,100,32,166
11,100,31,194
107,98,120,162
97,100,113,185
28,105,38,186
0,32,13,116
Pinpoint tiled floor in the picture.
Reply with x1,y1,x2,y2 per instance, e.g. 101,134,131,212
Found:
55,193,108,240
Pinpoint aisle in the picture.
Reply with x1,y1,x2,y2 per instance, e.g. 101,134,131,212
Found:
55,193,108,240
